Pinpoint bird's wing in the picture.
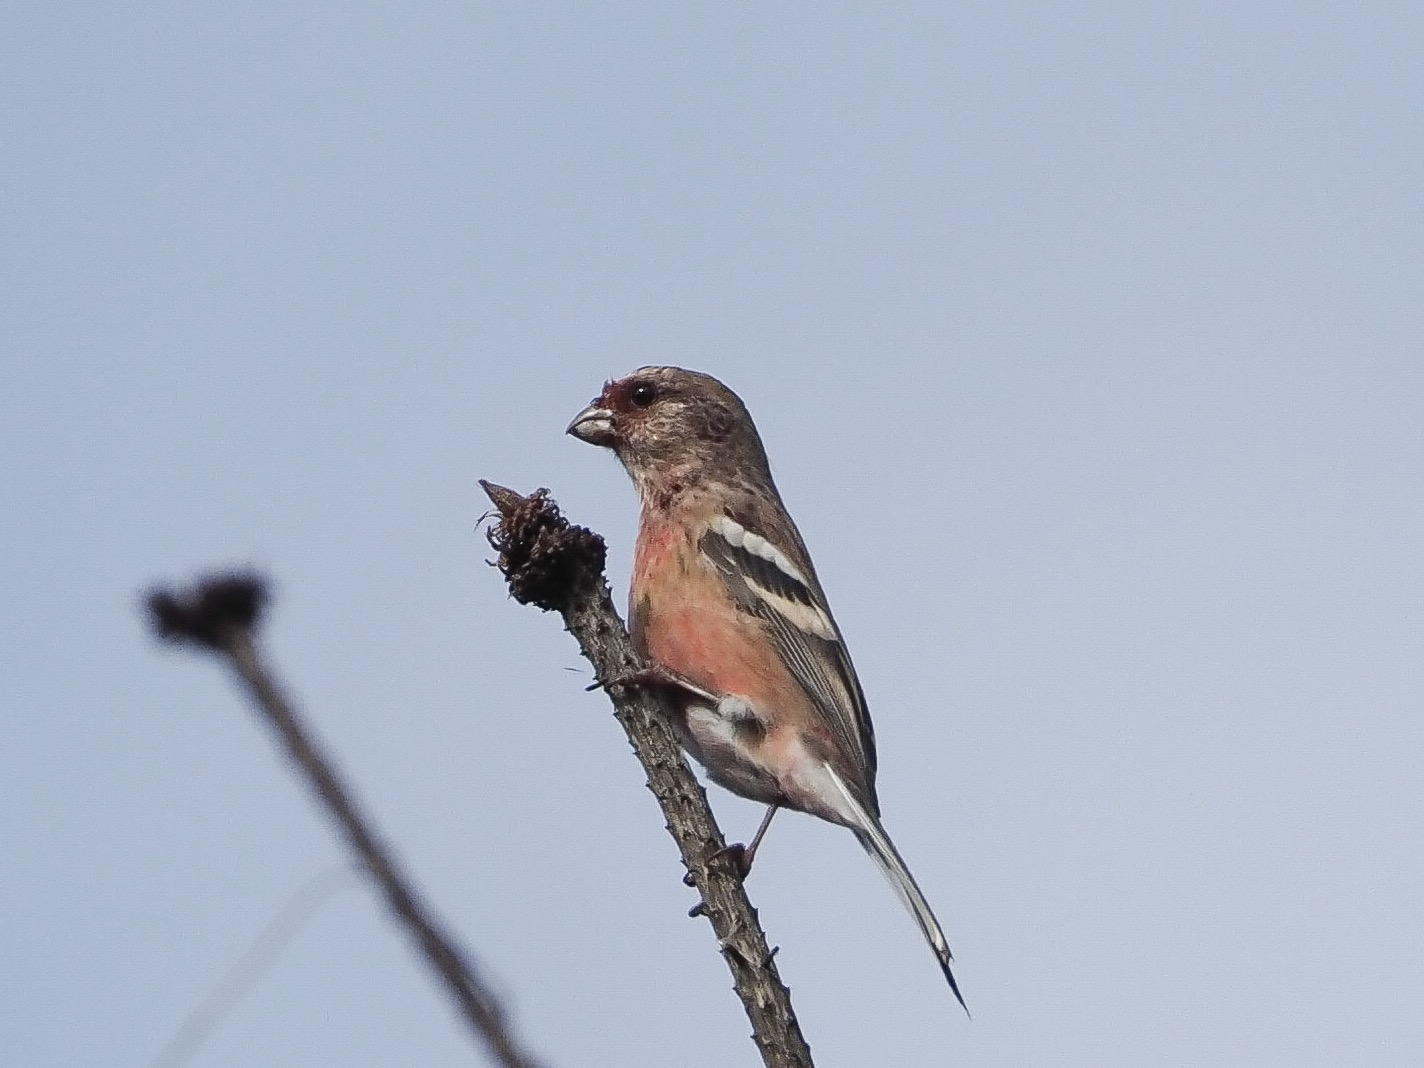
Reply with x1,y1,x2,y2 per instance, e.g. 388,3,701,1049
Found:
698,512,878,795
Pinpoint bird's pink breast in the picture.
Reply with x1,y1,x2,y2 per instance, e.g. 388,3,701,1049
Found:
633,520,778,705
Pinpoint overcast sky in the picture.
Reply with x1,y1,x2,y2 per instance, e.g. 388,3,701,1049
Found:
4,4,1422,1067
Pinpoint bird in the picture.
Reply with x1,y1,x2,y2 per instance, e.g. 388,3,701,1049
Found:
566,366,968,1013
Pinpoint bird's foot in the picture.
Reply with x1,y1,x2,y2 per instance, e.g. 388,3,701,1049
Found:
683,841,756,886
588,663,717,702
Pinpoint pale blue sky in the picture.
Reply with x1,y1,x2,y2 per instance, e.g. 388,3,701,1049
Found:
4,4,1422,1066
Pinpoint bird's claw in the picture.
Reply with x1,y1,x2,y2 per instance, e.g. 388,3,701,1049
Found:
709,842,754,882
682,841,754,898
589,664,719,703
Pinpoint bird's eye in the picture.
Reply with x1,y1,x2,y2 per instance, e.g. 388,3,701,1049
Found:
629,382,657,408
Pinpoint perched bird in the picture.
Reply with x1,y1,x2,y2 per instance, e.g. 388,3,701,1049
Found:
567,366,967,1012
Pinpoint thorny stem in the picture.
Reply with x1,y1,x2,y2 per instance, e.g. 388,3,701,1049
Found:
480,480,815,1068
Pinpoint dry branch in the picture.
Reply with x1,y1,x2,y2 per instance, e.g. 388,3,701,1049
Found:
480,481,814,1068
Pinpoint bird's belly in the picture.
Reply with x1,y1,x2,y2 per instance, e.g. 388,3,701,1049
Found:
634,538,835,811
679,700,785,806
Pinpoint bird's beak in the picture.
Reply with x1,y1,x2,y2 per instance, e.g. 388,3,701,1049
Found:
566,403,617,447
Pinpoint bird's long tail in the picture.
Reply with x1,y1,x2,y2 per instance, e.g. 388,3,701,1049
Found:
825,763,969,1015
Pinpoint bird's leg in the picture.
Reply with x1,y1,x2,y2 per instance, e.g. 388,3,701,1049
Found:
709,804,780,881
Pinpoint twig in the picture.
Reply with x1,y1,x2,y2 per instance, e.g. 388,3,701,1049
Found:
480,481,815,1068
146,573,547,1068
147,865,359,1068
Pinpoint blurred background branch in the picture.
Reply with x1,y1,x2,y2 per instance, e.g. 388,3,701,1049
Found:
146,572,547,1068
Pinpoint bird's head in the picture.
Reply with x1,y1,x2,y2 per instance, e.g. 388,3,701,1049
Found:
567,366,772,501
